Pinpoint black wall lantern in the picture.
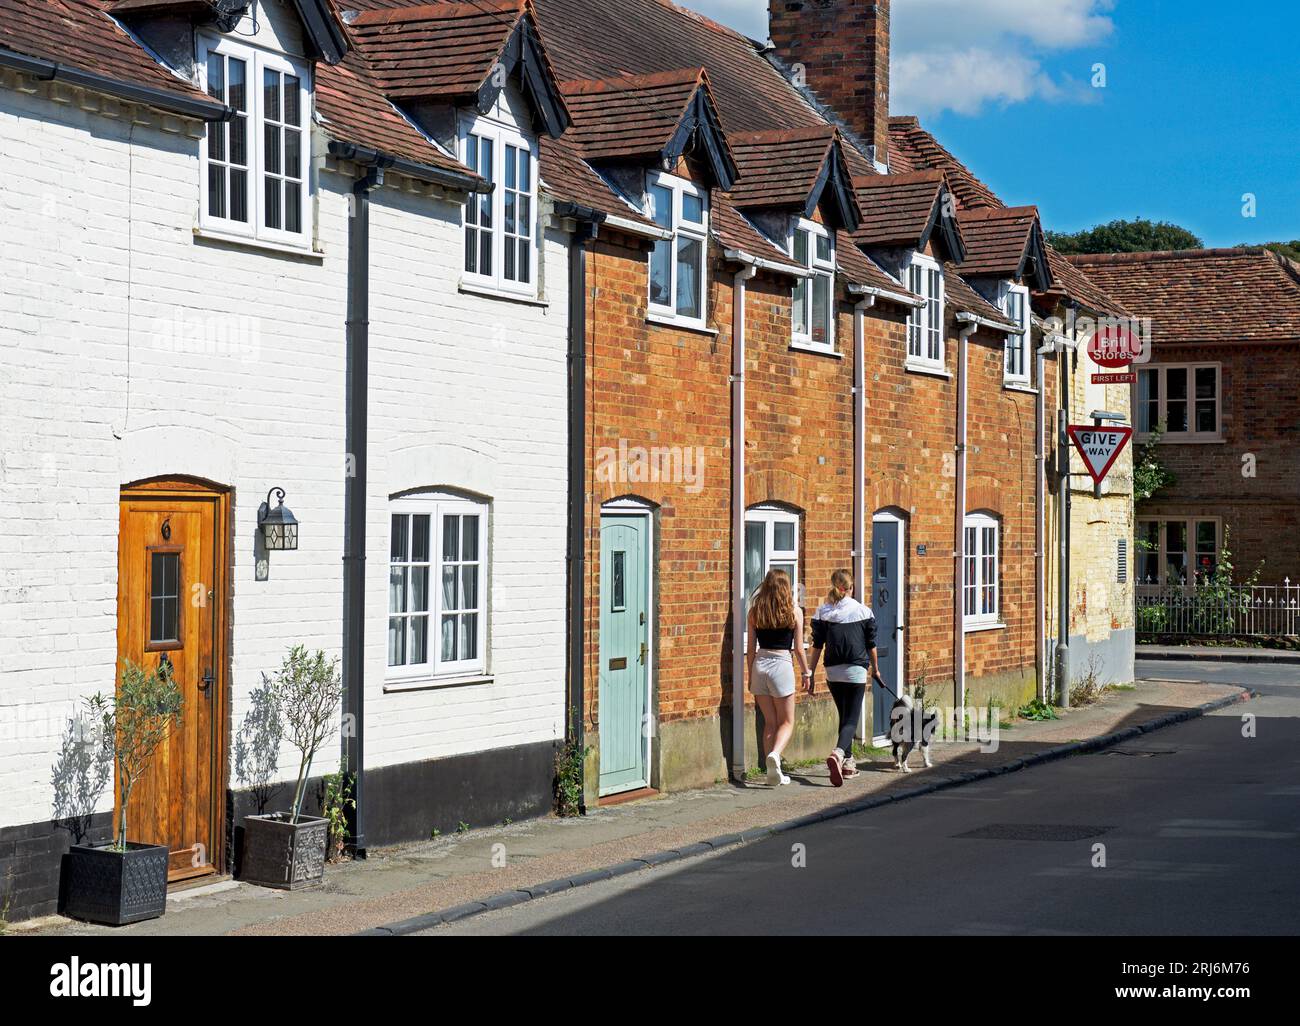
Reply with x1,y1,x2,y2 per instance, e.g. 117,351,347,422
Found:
259,488,300,552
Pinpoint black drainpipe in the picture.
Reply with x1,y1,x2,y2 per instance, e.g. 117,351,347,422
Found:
340,149,391,857
555,201,604,812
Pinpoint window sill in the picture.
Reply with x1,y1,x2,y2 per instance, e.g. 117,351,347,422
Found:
790,341,841,359
1137,435,1225,446
384,673,494,694
963,622,1007,635
193,226,324,262
459,280,548,307
905,361,952,380
646,314,718,337
1003,382,1037,394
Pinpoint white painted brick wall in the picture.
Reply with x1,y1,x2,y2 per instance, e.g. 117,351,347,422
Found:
0,71,569,828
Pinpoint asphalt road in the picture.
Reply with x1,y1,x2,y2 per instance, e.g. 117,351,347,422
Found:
436,661,1300,936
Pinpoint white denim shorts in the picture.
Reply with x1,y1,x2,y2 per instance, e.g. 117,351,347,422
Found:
751,650,797,699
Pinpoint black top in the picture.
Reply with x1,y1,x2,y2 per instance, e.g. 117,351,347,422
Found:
755,626,796,651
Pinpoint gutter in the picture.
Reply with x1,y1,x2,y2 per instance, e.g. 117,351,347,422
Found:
849,282,926,309
327,140,489,194
553,200,606,812
0,47,231,121
605,214,672,241
953,318,977,711
340,150,393,857
723,247,809,278
1034,336,1054,703
852,296,874,603
730,258,759,783
956,310,1017,336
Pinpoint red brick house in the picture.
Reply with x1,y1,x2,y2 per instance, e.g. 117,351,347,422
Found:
1072,249,1300,587
525,0,1123,800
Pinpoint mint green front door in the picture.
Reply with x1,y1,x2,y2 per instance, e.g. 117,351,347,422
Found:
599,515,650,796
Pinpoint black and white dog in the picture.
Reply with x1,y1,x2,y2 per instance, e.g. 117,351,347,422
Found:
889,692,939,773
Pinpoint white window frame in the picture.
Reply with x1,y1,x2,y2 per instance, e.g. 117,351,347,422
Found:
197,34,311,249
743,506,801,651
645,171,709,329
1136,364,1222,441
461,113,540,299
1136,517,1221,587
963,513,1001,630
1001,282,1032,386
387,494,489,683
789,219,836,352
905,251,945,371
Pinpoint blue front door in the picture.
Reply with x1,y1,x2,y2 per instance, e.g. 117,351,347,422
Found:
599,515,650,796
871,519,904,740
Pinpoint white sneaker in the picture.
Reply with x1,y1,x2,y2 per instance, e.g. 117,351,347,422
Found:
766,754,783,786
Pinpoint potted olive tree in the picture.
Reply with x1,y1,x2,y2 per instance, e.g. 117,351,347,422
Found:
63,659,182,926
241,646,342,890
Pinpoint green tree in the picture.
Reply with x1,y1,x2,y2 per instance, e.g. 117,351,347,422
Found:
1047,218,1203,255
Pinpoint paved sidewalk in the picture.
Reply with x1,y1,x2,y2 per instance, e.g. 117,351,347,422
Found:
1137,644,1300,664
17,679,1245,937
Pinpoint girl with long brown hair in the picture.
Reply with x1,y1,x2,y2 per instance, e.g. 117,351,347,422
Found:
747,569,811,786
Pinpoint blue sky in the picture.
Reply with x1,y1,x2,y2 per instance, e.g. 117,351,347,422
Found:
678,1,1300,247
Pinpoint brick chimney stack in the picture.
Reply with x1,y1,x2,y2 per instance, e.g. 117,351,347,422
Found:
769,0,891,166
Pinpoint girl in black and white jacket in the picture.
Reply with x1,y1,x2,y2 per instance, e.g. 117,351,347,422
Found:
809,569,882,787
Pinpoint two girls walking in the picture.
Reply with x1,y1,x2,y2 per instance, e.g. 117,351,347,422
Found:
747,568,880,789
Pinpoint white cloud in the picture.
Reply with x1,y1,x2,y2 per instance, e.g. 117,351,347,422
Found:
679,0,1116,116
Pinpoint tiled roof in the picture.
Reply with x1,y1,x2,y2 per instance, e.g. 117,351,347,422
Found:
1069,248,1300,345
346,0,532,101
727,125,837,209
1043,245,1129,319
0,0,218,110
956,206,1039,279
711,196,805,275
888,115,1000,210
851,170,945,249
561,68,706,162
532,0,824,137
889,113,1127,317
316,52,480,180
836,241,922,304
943,263,1019,332
539,133,656,228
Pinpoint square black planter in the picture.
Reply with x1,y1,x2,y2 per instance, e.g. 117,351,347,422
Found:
240,814,329,890
63,843,170,927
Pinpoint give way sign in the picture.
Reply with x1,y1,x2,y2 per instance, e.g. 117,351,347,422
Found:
1068,426,1134,486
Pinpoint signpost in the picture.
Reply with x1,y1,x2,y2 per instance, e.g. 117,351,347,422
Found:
1067,425,1134,487
1088,323,1142,385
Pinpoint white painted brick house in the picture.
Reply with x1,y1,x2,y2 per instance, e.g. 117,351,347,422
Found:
0,0,588,920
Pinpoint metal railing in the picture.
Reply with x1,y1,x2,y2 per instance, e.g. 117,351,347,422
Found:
1136,580,1300,638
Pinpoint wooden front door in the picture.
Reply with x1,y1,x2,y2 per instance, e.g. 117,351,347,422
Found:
117,482,227,881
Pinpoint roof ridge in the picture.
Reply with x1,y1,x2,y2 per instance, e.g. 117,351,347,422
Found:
350,0,522,26
1070,247,1273,264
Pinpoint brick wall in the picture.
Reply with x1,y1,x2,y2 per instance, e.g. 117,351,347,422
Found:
1138,344,1300,583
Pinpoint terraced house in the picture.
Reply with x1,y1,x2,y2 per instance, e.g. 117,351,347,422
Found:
0,0,1135,922
0,0,585,921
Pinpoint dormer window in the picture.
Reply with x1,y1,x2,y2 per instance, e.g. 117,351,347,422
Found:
646,172,709,329
462,115,538,298
906,253,944,370
790,220,835,353
198,35,310,247
1002,283,1032,386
